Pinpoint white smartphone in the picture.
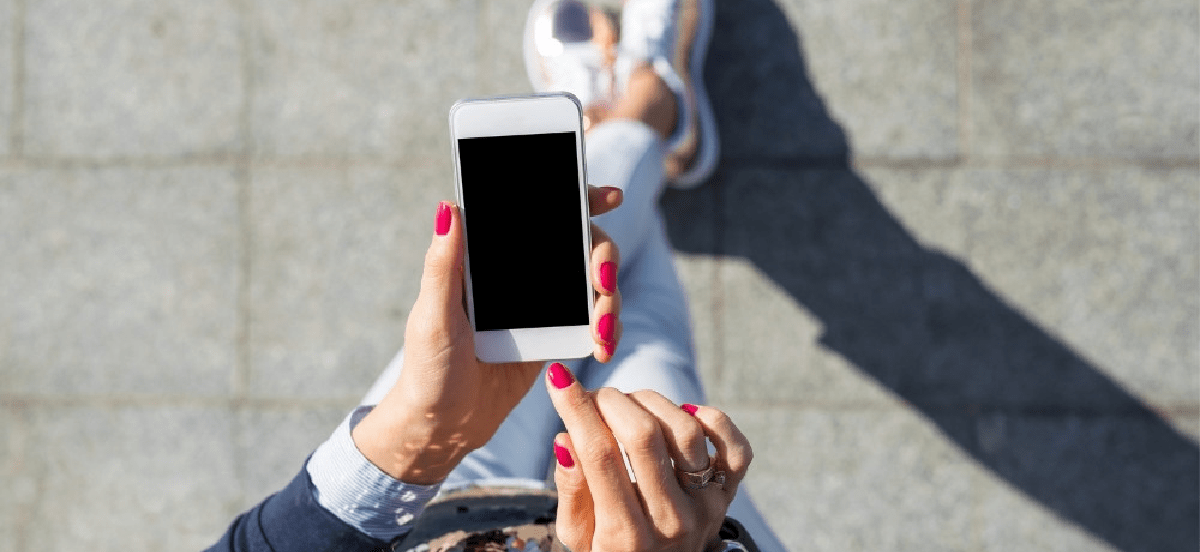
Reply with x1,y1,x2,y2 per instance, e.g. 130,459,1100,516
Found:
449,93,594,363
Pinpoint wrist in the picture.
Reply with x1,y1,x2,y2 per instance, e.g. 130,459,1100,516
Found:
351,408,472,485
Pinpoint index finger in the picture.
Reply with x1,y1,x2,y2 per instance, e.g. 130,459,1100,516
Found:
545,362,647,536
588,185,622,217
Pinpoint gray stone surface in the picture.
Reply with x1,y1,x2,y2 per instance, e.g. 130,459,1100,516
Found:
970,414,1199,552
1,1,1197,551
865,167,1200,407
235,405,349,510
0,0,13,157
971,0,1200,159
248,164,446,399
0,405,35,551
776,0,959,160
947,169,1199,406
481,0,539,97
727,407,978,552
23,0,243,158
718,256,899,406
705,0,849,163
249,0,479,164
0,167,240,397
19,405,239,551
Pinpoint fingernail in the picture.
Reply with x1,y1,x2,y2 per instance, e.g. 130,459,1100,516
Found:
554,441,575,468
600,261,617,293
598,313,615,342
603,342,615,358
435,202,452,236
548,362,574,389
682,404,699,416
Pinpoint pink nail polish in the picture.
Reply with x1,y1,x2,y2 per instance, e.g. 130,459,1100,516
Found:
554,442,575,468
603,342,615,358
682,404,699,416
600,261,617,293
548,362,574,389
598,313,615,342
435,202,452,236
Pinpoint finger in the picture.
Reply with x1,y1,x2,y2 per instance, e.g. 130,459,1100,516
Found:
591,290,621,362
627,391,710,474
687,404,754,504
593,303,621,362
593,388,695,540
590,224,621,362
590,224,619,296
588,185,623,217
545,364,648,540
552,433,596,549
415,201,465,326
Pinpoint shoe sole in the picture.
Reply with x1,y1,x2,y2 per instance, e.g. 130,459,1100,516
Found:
669,0,718,189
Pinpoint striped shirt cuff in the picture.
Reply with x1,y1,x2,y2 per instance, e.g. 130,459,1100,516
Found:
306,406,442,542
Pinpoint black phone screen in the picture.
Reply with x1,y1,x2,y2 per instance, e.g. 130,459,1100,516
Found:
457,132,590,332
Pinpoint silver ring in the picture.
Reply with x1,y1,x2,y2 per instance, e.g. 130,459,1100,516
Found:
678,463,726,490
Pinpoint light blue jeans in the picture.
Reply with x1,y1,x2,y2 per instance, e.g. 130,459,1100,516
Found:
363,120,784,552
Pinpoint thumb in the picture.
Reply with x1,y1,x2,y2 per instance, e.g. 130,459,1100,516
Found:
416,201,465,320
553,433,595,550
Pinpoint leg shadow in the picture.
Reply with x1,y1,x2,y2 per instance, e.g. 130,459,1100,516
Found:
661,1,1200,551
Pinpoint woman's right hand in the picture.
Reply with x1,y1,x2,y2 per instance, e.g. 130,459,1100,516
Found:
544,362,754,552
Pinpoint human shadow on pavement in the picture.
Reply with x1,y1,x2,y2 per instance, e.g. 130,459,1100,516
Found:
659,1,1200,551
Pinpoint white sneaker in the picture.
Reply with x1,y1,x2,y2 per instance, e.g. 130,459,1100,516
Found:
617,0,718,188
523,0,620,115
523,0,718,188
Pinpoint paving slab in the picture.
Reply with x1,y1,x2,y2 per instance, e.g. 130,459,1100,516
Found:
967,413,1199,552
248,163,448,399
0,404,36,551
727,406,978,552
971,0,1200,159
481,0,538,97
718,256,902,406
23,0,243,158
858,167,967,256
705,0,849,164
20,404,239,551
234,404,349,511
0,0,13,157
714,168,938,406
249,0,479,164
946,169,1199,406
0,167,240,397
776,0,959,160
661,185,722,399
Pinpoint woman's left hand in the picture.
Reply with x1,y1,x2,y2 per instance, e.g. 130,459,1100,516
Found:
545,363,754,552
352,186,624,485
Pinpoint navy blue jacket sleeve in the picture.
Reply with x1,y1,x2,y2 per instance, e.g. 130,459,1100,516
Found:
207,466,389,552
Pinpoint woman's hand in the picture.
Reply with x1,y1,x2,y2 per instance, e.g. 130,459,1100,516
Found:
352,186,624,485
545,363,754,552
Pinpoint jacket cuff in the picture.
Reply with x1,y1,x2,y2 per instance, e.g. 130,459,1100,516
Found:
306,406,443,541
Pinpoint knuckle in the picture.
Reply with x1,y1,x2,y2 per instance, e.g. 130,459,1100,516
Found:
578,436,625,471
655,512,692,540
678,420,706,451
617,417,661,454
563,388,593,411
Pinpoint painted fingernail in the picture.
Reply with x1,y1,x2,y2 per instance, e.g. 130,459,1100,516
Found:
600,261,617,293
548,362,574,389
682,404,699,416
603,342,615,358
435,201,452,236
554,441,575,468
598,313,615,342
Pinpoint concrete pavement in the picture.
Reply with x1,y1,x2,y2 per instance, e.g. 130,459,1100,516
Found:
1,0,1197,550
